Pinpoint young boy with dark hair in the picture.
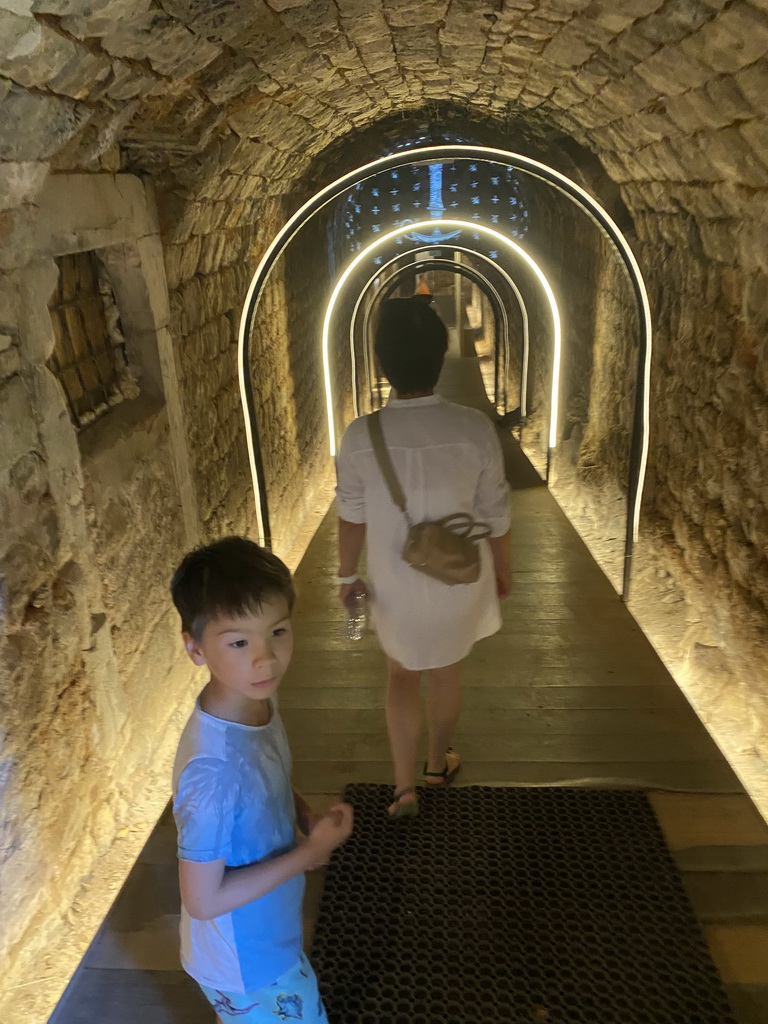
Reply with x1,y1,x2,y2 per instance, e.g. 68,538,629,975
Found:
170,536,353,1023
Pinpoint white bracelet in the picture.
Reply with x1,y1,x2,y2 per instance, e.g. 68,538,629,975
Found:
337,573,360,585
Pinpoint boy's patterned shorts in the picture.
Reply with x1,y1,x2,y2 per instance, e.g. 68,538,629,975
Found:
198,953,329,1023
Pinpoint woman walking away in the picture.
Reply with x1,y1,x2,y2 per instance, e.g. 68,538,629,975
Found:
335,296,511,819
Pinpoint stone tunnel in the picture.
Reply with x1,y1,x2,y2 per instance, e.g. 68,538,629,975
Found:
1,1,768,1022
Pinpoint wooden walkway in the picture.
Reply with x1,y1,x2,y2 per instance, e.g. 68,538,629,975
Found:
50,358,768,1024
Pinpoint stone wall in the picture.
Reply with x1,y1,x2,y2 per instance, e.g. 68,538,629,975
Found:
638,223,768,760
0,167,344,1022
0,173,204,1019
165,213,260,541
542,189,768,799
507,175,609,482
1,1,768,1020
534,155,768,790
280,210,344,554
163,185,340,555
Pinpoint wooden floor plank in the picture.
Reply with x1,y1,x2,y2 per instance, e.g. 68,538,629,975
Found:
649,794,768,849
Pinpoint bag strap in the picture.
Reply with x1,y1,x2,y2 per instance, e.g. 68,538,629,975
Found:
367,411,412,525
436,513,492,541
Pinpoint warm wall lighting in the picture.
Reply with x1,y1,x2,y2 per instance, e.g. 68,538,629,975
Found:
238,144,651,594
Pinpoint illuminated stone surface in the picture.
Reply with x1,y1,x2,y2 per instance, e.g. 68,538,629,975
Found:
1,3,768,1021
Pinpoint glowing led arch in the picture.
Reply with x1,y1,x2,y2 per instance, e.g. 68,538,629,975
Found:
350,246,531,420
238,144,652,597
322,220,560,458
359,258,511,417
356,256,513,416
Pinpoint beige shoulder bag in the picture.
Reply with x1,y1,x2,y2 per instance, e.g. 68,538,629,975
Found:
367,410,491,586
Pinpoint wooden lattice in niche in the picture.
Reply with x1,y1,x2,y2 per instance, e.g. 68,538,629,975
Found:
47,251,136,430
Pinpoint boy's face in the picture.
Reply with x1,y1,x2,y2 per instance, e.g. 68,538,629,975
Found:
183,594,293,706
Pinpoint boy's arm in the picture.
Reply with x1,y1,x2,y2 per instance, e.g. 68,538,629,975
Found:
179,803,353,921
292,787,318,837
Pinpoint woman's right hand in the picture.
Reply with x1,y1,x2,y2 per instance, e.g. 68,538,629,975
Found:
339,578,367,608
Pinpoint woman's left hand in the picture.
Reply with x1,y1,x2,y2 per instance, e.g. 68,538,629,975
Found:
495,564,512,600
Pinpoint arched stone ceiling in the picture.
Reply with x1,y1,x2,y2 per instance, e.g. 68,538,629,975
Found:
2,0,767,261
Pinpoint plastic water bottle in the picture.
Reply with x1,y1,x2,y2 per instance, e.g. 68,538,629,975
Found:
343,590,368,641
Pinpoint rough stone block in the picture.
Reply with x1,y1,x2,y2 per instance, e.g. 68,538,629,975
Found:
635,44,711,95
0,342,20,379
160,0,266,44
277,0,342,46
105,60,158,102
697,126,768,188
8,450,47,507
15,260,55,370
178,235,201,281
0,19,106,99
0,84,90,162
0,160,48,211
738,220,768,273
734,59,768,109
227,96,309,149
43,0,153,39
0,272,20,331
47,48,112,100
740,119,768,172
745,271,768,322
199,55,270,105
0,8,44,65
0,375,38,470
101,11,220,79
541,28,599,68
680,3,768,74
0,206,38,271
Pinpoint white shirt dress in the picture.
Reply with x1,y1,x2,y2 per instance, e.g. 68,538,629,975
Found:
335,395,511,671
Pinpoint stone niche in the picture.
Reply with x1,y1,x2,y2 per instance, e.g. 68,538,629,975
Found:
0,172,200,1023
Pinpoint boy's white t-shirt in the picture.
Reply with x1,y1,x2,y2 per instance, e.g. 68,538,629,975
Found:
172,699,304,993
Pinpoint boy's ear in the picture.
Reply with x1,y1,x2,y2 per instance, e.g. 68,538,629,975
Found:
182,632,207,667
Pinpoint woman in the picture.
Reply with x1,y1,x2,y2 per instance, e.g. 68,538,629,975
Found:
335,296,511,818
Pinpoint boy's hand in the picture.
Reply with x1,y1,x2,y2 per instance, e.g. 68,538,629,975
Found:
303,803,354,869
296,806,320,838
294,792,319,837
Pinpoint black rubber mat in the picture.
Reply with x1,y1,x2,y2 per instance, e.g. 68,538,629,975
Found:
312,785,737,1024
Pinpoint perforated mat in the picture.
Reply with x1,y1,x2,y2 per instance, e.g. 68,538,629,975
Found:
311,784,737,1024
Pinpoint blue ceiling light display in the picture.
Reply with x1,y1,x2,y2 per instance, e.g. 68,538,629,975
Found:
339,141,529,266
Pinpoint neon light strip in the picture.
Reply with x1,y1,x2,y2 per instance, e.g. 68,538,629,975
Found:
350,246,531,420
322,219,560,456
364,256,511,414
237,144,651,590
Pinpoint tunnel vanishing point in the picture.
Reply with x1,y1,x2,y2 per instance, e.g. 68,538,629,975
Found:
1,1,768,1021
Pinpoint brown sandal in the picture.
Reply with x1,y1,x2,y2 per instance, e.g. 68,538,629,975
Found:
387,787,419,820
423,748,461,786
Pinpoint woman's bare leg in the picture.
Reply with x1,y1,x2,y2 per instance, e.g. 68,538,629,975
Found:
385,657,422,808
425,661,462,776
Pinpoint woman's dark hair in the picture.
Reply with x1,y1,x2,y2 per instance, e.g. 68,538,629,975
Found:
374,296,448,394
170,536,295,639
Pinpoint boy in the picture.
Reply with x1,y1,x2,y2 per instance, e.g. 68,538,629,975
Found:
170,536,353,1023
